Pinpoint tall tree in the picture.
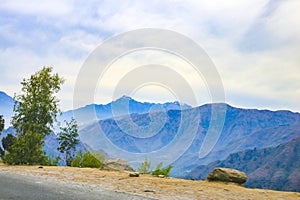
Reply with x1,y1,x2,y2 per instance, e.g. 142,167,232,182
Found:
4,67,64,165
57,118,80,166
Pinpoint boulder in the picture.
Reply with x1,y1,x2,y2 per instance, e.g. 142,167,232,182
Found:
207,168,247,184
129,172,139,177
103,158,134,172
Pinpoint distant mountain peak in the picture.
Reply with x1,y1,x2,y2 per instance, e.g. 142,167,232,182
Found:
115,95,134,101
111,95,192,108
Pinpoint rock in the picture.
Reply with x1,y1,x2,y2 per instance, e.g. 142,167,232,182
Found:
144,189,155,193
158,175,165,178
103,158,135,172
38,166,43,169
129,172,139,177
207,168,247,184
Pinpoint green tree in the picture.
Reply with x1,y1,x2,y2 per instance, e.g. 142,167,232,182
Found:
4,67,64,165
138,157,151,174
2,133,16,153
57,118,79,166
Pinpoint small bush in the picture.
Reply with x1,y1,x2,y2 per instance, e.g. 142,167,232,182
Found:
82,152,102,168
138,158,151,174
43,154,60,166
71,151,103,168
152,162,173,177
71,150,83,167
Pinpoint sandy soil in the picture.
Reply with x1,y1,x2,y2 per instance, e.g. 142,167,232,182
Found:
0,164,299,200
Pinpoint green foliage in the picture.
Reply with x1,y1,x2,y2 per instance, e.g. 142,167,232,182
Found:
82,151,102,168
3,131,47,165
1,133,16,157
57,118,79,166
152,162,173,177
138,158,151,174
71,150,83,167
43,154,60,166
91,152,105,164
71,151,103,168
5,67,64,165
12,67,64,136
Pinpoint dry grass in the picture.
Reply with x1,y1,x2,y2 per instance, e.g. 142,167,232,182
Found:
0,164,299,200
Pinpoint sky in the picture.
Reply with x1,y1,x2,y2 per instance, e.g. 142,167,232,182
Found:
0,0,299,112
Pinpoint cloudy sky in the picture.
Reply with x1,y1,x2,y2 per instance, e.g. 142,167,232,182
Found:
0,0,299,112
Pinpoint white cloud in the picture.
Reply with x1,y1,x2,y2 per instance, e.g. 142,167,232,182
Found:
265,0,300,44
0,0,73,16
0,0,299,112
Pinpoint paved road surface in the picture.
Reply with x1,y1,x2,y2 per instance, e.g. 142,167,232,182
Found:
0,172,154,200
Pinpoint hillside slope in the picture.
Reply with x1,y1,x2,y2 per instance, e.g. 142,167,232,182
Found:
187,137,300,192
0,164,299,200
79,104,300,177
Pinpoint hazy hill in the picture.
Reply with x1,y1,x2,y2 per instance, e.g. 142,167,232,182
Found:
0,91,191,128
187,137,300,192
0,91,14,128
78,104,300,177
60,95,191,127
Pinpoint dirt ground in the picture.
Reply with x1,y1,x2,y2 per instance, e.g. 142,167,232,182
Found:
0,164,299,200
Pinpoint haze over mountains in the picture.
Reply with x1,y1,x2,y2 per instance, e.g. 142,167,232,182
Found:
79,104,300,175
60,95,191,127
1,91,300,192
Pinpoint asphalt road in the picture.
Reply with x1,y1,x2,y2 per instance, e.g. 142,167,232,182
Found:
0,172,154,200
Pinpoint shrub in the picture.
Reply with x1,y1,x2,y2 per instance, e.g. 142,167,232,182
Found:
138,158,151,174
152,162,173,177
71,151,103,168
82,151,102,168
71,150,83,167
43,154,60,166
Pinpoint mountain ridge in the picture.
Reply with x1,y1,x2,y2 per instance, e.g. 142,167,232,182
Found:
77,103,300,178
60,95,192,127
187,137,300,192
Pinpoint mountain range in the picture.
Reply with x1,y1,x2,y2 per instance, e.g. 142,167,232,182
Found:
60,95,191,127
0,91,190,129
1,91,300,192
187,137,300,192
78,104,300,175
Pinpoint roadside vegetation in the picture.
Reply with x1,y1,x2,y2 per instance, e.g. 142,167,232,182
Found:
0,66,168,175
71,150,104,168
1,67,64,165
137,158,173,177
